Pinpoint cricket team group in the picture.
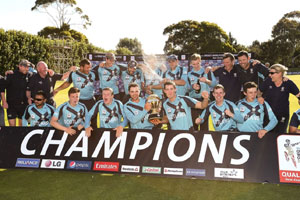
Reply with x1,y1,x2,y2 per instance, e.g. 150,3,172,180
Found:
2,51,300,138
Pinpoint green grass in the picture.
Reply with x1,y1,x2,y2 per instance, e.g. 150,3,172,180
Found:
0,169,299,200
1,76,300,199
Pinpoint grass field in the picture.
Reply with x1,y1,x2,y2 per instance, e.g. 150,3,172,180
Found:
1,76,300,200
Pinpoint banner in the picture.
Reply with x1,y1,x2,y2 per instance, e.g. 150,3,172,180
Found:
0,127,296,184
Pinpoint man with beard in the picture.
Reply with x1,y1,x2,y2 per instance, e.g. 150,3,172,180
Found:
124,83,154,129
121,60,144,103
22,90,55,127
236,50,269,87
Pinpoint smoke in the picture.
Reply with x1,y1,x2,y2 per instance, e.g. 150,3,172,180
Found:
139,54,167,81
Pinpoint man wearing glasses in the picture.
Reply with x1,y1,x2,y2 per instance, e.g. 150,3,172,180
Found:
22,90,55,127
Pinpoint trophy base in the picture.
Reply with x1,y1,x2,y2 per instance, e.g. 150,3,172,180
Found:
148,114,162,122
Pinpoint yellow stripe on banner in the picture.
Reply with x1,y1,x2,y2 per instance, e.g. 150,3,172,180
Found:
0,169,7,172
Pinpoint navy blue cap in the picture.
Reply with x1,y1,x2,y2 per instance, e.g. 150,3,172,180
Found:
167,54,178,61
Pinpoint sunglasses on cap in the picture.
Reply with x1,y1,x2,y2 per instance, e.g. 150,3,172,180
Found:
269,71,278,75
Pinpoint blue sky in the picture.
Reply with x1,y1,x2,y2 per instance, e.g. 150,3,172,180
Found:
1,0,299,54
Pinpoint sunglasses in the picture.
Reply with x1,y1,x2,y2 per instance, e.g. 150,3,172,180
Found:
34,98,44,101
269,71,278,75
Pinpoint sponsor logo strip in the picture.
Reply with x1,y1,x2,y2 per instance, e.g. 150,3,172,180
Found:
163,167,183,175
186,168,206,177
93,162,119,172
121,165,140,173
15,158,40,168
142,166,161,174
67,161,92,170
279,170,300,183
40,159,65,169
214,168,244,179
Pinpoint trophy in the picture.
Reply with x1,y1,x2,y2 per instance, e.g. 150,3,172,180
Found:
147,94,162,123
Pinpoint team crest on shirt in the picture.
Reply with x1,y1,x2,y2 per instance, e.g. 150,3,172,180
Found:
269,86,272,89
31,114,35,119
77,77,81,82
38,81,42,84
167,108,172,113
281,87,285,92
240,106,245,112
191,77,195,81
103,71,107,75
234,73,237,77
125,75,130,80
102,110,106,115
134,110,139,115
250,68,253,74
223,72,226,75
67,113,72,118
213,112,216,118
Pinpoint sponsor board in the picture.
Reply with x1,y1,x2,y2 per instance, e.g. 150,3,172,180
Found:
40,159,65,169
163,167,183,175
186,168,206,177
214,168,244,179
67,161,92,170
15,158,40,168
142,166,161,174
93,162,119,172
121,165,140,173
277,135,300,183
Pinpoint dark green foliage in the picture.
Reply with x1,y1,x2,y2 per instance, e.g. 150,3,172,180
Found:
0,29,104,75
116,38,143,55
249,10,300,67
38,24,89,43
163,20,235,54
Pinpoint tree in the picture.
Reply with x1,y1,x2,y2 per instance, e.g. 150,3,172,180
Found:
163,20,235,54
116,38,143,55
31,0,91,29
116,47,133,55
271,10,300,66
38,23,89,43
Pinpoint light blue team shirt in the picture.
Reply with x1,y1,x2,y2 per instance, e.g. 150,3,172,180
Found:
188,68,217,99
98,64,121,95
22,103,55,127
236,98,278,132
199,100,243,131
86,99,128,128
53,102,89,128
67,70,98,100
163,95,198,130
121,70,144,95
124,97,154,129
144,68,163,99
163,66,188,96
